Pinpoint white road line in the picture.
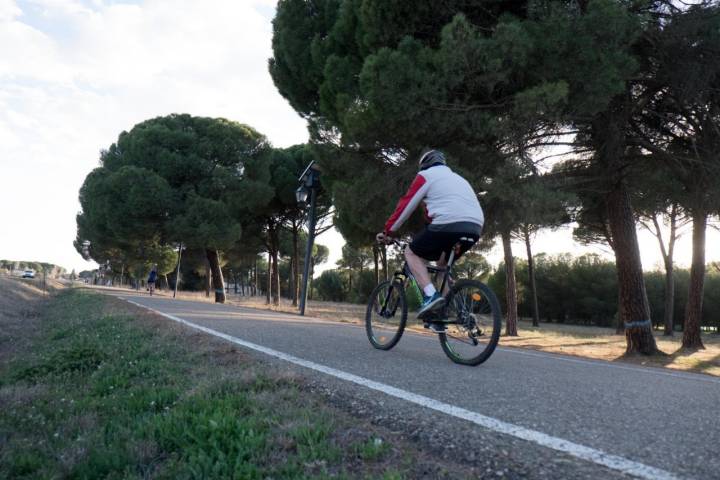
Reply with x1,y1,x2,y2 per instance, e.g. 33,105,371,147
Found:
122,297,684,480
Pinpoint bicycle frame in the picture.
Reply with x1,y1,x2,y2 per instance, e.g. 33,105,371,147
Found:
379,238,467,315
367,237,501,365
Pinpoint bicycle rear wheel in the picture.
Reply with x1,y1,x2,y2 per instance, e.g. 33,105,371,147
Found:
439,280,501,365
366,280,407,350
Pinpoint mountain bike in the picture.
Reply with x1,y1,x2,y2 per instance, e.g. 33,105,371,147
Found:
365,238,502,366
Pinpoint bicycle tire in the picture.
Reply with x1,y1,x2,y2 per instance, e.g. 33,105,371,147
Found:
439,279,501,366
365,280,408,350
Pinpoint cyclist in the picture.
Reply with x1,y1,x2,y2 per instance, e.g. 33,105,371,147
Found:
376,149,484,332
147,265,158,296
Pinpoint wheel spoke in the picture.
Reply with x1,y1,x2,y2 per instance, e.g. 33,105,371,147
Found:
439,280,501,366
366,280,407,350
444,331,477,346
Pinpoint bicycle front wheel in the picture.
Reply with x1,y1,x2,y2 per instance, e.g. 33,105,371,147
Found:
439,280,501,366
366,280,408,350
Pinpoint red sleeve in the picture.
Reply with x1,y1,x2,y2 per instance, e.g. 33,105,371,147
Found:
384,175,426,234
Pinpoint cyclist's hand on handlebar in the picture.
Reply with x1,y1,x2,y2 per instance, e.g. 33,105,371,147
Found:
376,232,393,245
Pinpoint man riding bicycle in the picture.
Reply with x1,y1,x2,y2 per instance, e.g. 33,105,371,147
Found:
376,150,484,332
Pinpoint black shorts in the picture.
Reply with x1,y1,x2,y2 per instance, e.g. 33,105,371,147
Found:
409,226,480,262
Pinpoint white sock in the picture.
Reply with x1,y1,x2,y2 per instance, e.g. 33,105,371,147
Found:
423,284,437,297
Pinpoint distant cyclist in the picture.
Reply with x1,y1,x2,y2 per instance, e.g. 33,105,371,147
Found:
147,265,158,296
376,150,484,330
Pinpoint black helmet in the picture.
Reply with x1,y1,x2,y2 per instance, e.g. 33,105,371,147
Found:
418,149,446,170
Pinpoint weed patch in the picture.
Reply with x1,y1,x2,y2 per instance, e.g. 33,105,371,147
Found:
0,289,454,479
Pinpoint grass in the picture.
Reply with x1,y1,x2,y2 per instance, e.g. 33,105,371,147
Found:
0,287,467,479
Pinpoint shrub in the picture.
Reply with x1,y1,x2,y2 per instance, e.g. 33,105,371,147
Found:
315,270,346,302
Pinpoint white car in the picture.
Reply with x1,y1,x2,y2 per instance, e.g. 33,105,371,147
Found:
22,270,35,278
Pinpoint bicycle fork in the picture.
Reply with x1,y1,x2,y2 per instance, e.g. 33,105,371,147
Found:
379,280,402,317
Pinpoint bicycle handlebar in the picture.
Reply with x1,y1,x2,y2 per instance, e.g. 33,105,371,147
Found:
376,238,406,248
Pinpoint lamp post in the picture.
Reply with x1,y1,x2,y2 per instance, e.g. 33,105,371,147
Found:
297,161,320,316
173,242,183,299
81,241,95,285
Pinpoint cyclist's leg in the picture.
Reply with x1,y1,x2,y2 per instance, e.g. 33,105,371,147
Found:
404,245,432,290
436,252,451,295
405,227,444,292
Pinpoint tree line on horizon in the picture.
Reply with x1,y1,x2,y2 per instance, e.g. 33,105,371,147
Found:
75,0,720,356
0,260,66,278
314,250,720,332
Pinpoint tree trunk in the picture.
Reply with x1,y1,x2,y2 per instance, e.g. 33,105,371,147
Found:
253,259,258,297
271,249,280,306
292,223,300,306
523,226,540,327
502,231,518,336
266,252,271,304
663,261,675,336
205,249,226,303
269,225,280,306
163,274,169,291
591,104,657,353
615,290,625,335
205,259,211,298
682,210,706,350
651,208,678,337
605,185,658,354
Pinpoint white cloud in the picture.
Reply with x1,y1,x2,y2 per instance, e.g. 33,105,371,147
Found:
0,0,308,271
0,0,21,21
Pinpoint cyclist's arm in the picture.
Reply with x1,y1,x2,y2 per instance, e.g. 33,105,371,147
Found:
383,174,429,235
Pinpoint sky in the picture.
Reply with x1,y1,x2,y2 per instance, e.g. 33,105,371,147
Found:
0,0,718,275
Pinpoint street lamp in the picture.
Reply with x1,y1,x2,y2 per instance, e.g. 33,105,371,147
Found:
80,241,94,284
173,242,183,299
295,185,309,205
297,161,321,316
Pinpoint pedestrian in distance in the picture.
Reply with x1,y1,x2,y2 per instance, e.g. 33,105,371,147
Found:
147,265,158,296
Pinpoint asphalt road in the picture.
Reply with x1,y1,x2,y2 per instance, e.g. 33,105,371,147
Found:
110,291,719,480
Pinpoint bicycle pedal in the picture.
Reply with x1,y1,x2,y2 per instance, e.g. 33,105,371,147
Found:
417,311,432,321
